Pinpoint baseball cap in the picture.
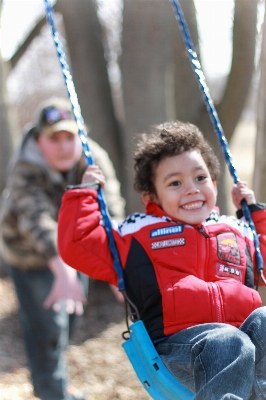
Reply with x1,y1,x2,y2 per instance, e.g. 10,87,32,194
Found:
35,97,79,136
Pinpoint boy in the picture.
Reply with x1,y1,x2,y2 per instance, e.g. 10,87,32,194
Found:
0,97,125,400
58,121,266,399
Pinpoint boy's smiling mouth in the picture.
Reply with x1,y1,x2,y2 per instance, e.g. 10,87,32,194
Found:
181,201,204,210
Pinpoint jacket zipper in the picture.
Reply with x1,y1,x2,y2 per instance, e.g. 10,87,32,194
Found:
197,225,210,238
210,282,223,322
197,224,209,280
197,225,223,322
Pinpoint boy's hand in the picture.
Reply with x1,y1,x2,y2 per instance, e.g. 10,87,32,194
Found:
44,255,87,315
231,181,256,210
81,165,106,188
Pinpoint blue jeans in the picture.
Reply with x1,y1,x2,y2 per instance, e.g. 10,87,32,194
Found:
156,307,266,400
8,266,88,400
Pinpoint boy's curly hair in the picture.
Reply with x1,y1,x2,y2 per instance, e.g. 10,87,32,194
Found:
134,121,220,193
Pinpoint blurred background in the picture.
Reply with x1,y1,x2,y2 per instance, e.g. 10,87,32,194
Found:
1,1,266,399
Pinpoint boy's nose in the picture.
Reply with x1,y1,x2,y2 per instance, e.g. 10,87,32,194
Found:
185,182,200,195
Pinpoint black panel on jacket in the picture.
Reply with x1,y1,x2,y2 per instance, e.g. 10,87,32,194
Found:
236,203,266,219
123,237,164,341
245,246,255,288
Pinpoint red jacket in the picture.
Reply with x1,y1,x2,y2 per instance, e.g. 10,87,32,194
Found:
58,188,266,342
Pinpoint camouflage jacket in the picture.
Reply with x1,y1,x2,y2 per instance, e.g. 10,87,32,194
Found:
0,129,125,270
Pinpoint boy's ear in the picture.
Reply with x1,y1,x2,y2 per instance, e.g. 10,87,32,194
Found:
141,191,157,205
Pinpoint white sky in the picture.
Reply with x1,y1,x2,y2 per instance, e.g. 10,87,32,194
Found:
0,0,233,79
195,0,233,78
0,0,55,59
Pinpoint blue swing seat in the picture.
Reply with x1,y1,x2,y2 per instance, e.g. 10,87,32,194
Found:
122,320,195,400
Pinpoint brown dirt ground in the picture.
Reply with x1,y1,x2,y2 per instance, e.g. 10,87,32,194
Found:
0,276,150,400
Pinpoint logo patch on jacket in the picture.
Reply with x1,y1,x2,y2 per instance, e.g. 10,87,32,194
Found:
150,225,183,238
217,232,240,265
216,263,242,282
151,238,185,249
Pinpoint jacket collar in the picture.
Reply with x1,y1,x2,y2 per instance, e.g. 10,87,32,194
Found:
145,201,220,226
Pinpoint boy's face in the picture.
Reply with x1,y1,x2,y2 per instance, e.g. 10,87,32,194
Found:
37,130,82,172
142,150,217,225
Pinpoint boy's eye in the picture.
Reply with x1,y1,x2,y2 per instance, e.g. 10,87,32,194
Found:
169,181,181,187
196,175,206,182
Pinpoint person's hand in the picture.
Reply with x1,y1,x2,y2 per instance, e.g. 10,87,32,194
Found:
82,165,105,188
109,284,124,303
231,181,256,210
43,255,87,315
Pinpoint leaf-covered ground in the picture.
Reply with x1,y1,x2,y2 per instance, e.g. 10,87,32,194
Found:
0,276,150,400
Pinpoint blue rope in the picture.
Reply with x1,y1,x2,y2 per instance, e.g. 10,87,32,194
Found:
43,0,125,290
170,0,264,273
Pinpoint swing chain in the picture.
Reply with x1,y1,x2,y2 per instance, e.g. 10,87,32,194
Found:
121,290,140,340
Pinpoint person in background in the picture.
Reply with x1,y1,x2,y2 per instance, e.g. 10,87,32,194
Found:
0,97,125,400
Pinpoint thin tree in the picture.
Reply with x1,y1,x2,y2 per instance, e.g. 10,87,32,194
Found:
0,0,18,276
0,0,16,194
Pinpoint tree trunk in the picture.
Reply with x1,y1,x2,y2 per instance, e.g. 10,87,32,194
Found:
217,0,258,140
0,0,18,276
120,0,197,213
55,0,124,187
174,0,204,123
0,59,14,194
0,0,15,192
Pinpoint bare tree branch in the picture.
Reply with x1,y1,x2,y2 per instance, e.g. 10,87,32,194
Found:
8,3,60,69
9,16,47,69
